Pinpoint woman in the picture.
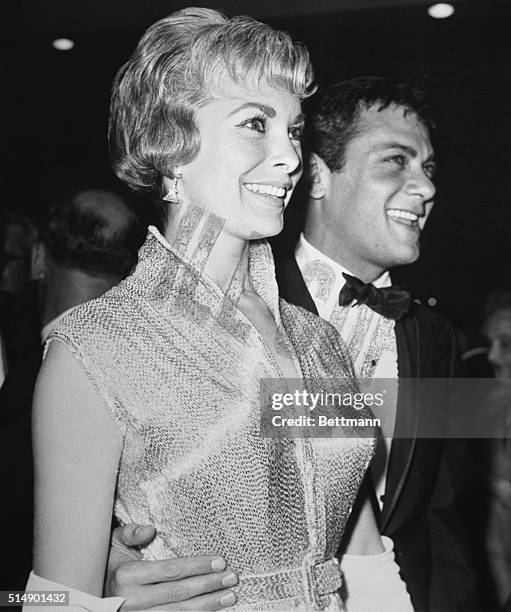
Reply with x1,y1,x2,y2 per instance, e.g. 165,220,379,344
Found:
31,8,411,610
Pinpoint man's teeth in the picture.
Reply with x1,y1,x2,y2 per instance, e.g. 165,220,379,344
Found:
245,183,286,198
387,209,419,222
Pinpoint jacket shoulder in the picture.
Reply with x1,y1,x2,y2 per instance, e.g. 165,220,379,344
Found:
412,304,455,338
409,304,459,377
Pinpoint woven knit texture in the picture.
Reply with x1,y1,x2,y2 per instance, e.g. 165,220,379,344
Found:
48,227,376,611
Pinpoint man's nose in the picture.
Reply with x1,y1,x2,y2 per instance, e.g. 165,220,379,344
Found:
406,171,436,203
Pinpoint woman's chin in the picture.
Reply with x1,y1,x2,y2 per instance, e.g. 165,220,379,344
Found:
247,222,284,241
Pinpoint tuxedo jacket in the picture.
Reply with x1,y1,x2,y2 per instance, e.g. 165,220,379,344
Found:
274,250,484,612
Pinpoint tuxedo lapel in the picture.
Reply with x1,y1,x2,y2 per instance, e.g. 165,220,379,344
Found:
273,250,318,315
380,311,420,531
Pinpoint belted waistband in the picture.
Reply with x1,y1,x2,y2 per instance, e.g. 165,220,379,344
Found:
234,558,343,609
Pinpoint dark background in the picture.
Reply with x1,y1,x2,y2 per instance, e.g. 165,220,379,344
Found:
2,0,510,328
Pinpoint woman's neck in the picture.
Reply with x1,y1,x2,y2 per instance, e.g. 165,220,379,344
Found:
163,202,250,294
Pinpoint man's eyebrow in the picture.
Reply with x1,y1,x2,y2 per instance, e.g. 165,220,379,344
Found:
228,102,276,118
292,113,306,125
376,142,436,163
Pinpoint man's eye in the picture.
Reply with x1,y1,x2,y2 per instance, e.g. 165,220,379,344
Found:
386,154,406,167
424,163,436,179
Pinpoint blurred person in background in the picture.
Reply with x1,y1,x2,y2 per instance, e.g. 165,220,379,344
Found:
0,212,38,296
480,288,511,608
0,212,40,384
484,290,511,385
31,188,144,342
458,289,511,611
456,322,493,379
0,187,144,593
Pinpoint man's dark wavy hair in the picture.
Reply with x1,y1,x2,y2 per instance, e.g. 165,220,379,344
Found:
305,75,436,172
44,188,144,277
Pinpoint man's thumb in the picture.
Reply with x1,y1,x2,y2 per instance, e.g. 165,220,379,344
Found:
112,524,156,548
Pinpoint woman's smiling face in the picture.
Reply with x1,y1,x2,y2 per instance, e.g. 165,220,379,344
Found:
174,77,305,241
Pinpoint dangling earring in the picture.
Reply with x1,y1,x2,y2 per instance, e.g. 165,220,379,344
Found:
163,170,182,203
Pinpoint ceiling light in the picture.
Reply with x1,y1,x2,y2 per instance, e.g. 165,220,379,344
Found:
427,3,455,19
52,38,75,51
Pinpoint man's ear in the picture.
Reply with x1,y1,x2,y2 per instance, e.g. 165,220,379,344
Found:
31,242,47,281
308,153,330,200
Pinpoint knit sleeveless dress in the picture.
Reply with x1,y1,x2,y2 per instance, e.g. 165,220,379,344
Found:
48,226,376,611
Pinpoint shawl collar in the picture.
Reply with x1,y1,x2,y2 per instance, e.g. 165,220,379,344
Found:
380,308,420,530
274,250,318,315
139,226,282,325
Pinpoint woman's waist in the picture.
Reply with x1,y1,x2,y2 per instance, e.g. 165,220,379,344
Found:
141,541,344,611
232,558,343,610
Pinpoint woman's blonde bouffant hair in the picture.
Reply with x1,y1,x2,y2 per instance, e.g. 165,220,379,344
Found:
109,7,315,194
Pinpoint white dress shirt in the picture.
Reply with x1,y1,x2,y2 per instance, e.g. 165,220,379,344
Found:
295,233,399,507
24,572,124,611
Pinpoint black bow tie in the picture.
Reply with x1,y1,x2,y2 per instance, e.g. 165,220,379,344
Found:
338,273,411,321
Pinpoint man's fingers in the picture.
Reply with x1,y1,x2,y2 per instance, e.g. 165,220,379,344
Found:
118,556,228,586
119,568,238,610
147,588,237,610
112,523,157,548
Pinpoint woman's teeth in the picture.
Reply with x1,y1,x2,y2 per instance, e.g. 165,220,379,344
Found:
244,183,286,198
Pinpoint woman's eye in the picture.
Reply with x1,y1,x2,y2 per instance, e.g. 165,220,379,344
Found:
289,125,304,142
242,117,266,132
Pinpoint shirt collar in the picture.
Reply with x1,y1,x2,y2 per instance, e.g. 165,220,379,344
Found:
294,233,391,321
296,233,391,288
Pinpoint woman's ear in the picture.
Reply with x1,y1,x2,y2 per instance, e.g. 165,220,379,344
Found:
308,153,330,200
162,169,183,203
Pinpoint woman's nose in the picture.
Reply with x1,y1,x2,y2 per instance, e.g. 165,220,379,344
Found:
271,136,302,176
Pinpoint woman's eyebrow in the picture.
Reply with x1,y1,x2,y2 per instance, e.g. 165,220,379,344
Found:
291,113,306,125
228,102,276,117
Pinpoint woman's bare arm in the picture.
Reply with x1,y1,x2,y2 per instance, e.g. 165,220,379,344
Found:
33,341,123,595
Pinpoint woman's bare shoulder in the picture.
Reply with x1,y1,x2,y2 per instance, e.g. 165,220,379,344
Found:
34,340,123,446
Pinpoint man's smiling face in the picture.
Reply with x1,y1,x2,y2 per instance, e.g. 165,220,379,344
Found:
322,103,436,280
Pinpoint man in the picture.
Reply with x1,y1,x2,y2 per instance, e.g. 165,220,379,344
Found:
0,188,145,593
273,77,482,612
31,189,144,341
